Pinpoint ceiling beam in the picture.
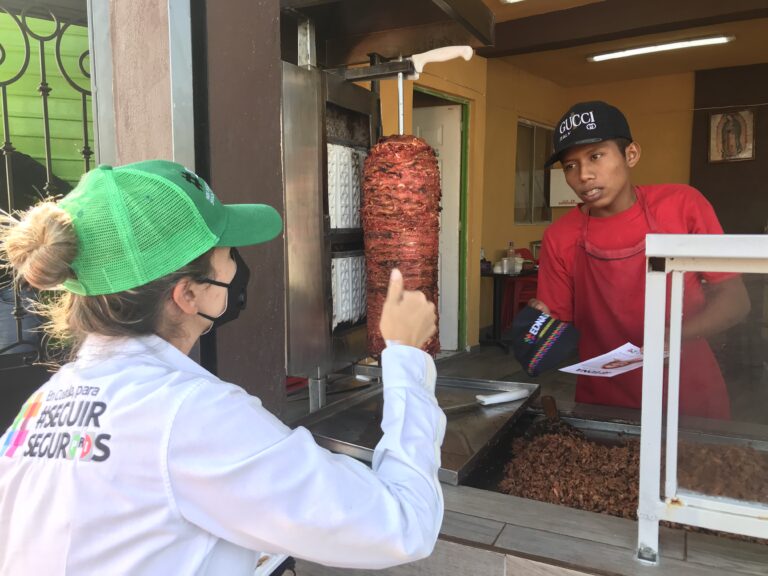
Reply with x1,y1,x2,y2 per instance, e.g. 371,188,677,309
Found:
280,0,349,8
282,0,493,51
479,0,768,58
431,0,495,46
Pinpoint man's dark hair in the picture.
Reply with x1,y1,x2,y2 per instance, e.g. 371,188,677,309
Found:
612,138,633,156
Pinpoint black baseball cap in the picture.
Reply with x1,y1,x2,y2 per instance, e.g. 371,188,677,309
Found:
545,101,633,167
502,306,580,377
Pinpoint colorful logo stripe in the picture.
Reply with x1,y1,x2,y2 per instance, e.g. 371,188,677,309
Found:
528,323,567,373
524,317,556,343
2,392,43,458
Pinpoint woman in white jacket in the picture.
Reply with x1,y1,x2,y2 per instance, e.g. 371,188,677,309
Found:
0,160,445,575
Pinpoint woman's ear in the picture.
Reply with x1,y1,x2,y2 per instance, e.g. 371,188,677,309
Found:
625,142,641,167
170,278,199,315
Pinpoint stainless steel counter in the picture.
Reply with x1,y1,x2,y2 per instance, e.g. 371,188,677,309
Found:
293,369,539,485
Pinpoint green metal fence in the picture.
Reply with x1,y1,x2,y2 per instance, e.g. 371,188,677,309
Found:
1,4,92,366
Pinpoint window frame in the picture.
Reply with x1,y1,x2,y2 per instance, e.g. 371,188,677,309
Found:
514,118,553,225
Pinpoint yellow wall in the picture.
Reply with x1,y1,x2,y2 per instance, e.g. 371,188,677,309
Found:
380,56,695,345
566,73,695,186
479,60,566,329
483,59,566,263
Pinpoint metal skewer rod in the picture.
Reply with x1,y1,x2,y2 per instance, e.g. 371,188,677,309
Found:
397,55,404,135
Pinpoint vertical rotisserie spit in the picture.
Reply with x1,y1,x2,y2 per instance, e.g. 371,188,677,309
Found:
362,135,441,356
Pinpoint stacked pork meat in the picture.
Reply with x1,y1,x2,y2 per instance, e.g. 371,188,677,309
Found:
362,135,441,356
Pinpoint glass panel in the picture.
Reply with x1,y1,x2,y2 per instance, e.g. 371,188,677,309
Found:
675,272,768,509
514,124,533,223
532,126,552,223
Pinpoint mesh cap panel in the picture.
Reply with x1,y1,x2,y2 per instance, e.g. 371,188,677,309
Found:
58,160,282,296
61,165,217,295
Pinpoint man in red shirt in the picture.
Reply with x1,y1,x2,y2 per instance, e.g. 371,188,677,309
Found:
531,101,750,419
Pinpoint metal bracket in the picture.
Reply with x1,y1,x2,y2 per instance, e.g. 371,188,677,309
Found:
649,256,666,272
297,16,316,68
637,545,658,564
330,60,415,83
308,375,327,412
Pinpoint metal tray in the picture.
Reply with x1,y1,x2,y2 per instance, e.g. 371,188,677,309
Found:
294,371,539,485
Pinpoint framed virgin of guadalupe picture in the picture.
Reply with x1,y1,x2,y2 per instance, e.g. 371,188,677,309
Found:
709,109,755,163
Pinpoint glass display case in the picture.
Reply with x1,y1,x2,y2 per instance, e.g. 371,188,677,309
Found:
638,234,768,563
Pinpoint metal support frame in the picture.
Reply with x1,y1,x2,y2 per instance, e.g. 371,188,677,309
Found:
397,58,404,136
308,376,327,412
87,0,116,166
297,16,316,69
168,0,195,170
283,60,378,413
637,233,768,564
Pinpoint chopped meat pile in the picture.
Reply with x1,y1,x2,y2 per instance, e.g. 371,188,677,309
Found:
499,431,768,520
678,442,768,502
499,433,640,518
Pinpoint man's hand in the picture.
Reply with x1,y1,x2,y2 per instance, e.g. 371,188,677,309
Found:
527,298,551,315
379,268,437,348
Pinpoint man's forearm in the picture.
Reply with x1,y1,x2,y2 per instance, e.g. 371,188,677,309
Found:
681,277,750,340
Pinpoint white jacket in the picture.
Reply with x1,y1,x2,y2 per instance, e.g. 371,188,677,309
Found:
0,334,445,575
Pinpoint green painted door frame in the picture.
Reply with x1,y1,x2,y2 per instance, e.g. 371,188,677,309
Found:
413,85,470,350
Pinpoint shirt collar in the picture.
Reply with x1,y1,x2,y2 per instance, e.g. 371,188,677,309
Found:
76,333,213,379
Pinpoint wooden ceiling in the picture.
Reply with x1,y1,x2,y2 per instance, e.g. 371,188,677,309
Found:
481,0,603,23
504,18,768,87
479,0,768,85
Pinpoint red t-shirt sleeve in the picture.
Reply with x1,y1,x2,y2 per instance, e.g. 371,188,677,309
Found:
537,226,575,322
682,186,723,234
678,186,736,284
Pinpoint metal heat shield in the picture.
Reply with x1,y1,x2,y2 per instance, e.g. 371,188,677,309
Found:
283,62,332,379
282,62,378,380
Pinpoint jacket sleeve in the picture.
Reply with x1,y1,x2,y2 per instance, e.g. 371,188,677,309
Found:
165,344,445,569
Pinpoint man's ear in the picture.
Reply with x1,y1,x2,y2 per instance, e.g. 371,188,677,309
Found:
625,142,641,167
170,278,199,315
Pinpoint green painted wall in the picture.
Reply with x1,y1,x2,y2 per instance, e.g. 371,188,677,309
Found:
0,13,93,188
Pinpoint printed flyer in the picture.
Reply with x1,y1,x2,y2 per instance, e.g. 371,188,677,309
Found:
559,343,645,378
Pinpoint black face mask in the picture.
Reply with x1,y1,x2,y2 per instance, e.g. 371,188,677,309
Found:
197,248,250,332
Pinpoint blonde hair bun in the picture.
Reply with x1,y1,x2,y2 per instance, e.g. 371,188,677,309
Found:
2,201,78,290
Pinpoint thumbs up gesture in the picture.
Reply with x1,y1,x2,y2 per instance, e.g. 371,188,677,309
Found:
379,268,437,349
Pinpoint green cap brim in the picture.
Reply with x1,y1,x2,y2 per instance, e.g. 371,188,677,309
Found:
217,204,283,247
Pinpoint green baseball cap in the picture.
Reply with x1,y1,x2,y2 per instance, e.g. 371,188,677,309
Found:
58,160,283,296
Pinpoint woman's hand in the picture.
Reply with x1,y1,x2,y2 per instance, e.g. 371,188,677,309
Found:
379,268,437,348
527,298,551,315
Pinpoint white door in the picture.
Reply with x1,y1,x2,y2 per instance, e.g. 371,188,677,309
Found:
413,104,462,351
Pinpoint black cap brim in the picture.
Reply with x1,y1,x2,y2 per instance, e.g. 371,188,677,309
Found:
545,137,605,168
